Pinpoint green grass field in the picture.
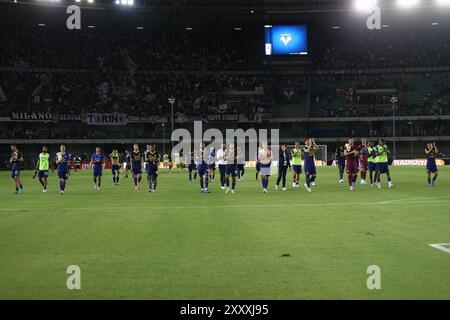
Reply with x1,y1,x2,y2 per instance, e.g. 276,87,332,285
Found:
0,166,449,300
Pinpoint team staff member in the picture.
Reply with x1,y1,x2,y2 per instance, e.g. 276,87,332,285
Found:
276,144,291,191
335,145,346,184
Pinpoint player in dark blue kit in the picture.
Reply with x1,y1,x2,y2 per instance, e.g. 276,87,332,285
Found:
255,150,261,181
208,146,216,182
91,147,106,190
56,144,71,195
145,145,160,192
335,145,346,184
197,143,209,193
303,138,318,192
188,151,197,184
10,145,24,194
130,144,143,191
225,143,238,194
425,142,439,187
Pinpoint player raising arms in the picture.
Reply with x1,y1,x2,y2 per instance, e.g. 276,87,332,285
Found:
145,145,160,192
335,144,346,184
302,138,318,192
130,144,144,190
33,146,51,192
259,142,273,193
197,143,210,193
10,145,24,194
425,142,439,187
367,141,377,186
110,149,121,186
276,144,291,191
358,138,369,185
56,144,70,195
291,141,302,187
91,147,106,190
344,138,359,191
374,139,394,189
225,143,237,194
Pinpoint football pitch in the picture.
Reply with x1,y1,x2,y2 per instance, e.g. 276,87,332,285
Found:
0,166,449,300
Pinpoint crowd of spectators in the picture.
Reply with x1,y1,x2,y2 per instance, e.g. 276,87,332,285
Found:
317,34,450,69
310,73,450,118
0,71,269,119
0,31,255,71
1,30,449,139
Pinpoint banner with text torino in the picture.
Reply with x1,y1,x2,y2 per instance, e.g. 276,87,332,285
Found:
85,113,128,125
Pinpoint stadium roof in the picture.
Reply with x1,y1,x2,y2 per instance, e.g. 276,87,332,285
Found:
0,0,448,32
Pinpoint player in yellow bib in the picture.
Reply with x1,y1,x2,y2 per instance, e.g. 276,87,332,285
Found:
34,146,51,192
291,141,302,188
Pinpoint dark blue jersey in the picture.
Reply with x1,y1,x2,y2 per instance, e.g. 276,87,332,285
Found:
10,150,23,168
427,148,437,164
131,150,143,167
57,152,70,171
302,146,315,164
91,153,105,166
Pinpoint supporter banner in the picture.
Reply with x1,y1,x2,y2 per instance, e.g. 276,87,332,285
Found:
127,115,167,123
85,113,127,125
392,159,444,166
10,112,53,121
206,114,239,121
56,114,82,121
9,112,82,122
356,88,397,95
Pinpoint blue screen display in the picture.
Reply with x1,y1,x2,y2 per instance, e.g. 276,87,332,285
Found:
265,25,308,56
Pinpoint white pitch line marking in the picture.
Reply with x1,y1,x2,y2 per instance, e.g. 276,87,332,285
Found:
429,243,450,254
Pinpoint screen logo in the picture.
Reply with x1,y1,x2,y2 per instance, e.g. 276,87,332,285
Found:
279,34,293,46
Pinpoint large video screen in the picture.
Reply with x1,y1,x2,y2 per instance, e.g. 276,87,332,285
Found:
264,25,308,56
